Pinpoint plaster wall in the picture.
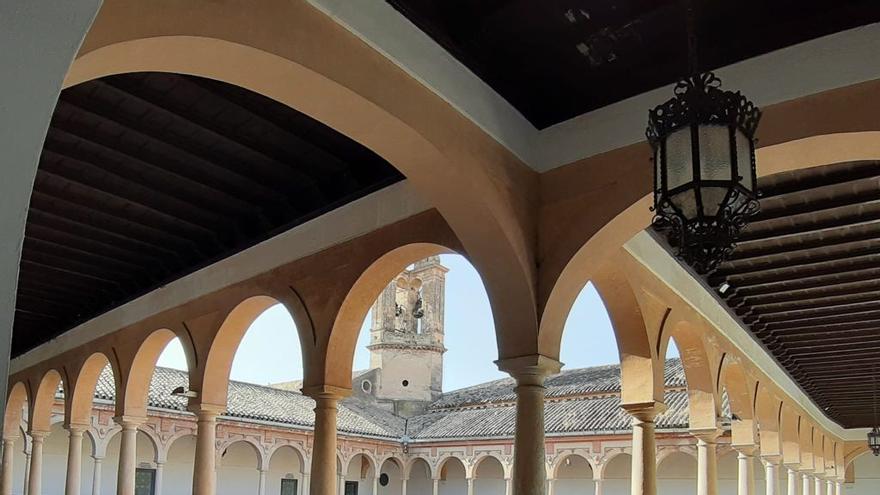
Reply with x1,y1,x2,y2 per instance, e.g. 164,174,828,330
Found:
474,458,504,495
217,442,261,495
657,452,697,495
437,460,466,495
165,435,196,495
407,460,432,495
602,454,632,495
345,455,375,495
102,431,157,495
554,454,593,495
848,454,880,495
267,447,305,495
374,350,442,402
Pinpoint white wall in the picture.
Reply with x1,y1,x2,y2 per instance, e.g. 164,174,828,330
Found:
848,453,880,495
378,459,403,495
165,435,196,495
345,454,375,495
437,459,466,495
602,454,631,495
554,454,593,495
657,452,697,495
474,457,505,495
267,446,304,495
407,459,432,495
217,442,260,495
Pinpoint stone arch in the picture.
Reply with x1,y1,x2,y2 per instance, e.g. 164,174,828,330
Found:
199,294,299,408
405,456,435,480
471,453,509,479
68,0,540,370
601,452,632,492
29,369,62,434
218,438,266,471
266,443,308,474
325,242,456,388
66,352,115,427
755,382,784,458
436,455,468,479
378,455,405,471
665,319,722,431
550,453,592,479
122,328,192,418
780,403,801,466
137,425,163,464
3,382,28,440
718,355,757,446
657,450,698,495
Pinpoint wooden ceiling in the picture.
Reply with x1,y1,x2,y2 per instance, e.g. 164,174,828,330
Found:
15,72,403,357
387,0,880,128
704,161,880,428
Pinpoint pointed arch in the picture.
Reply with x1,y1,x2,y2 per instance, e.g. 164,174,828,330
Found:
3,382,28,440
666,319,722,431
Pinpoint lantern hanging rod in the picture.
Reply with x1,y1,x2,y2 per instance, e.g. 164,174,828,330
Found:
684,0,699,76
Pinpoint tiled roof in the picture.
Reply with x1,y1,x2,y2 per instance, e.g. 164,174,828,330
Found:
91,359,690,440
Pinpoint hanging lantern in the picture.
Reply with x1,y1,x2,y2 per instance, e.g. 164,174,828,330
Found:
646,72,762,273
869,426,880,456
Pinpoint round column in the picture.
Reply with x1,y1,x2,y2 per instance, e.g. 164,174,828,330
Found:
762,457,781,495
303,386,349,495
257,469,267,495
65,425,87,495
91,457,103,495
593,478,604,495
497,355,561,495
432,478,440,495
154,462,164,495
114,417,144,495
785,467,798,495
623,402,666,495
693,431,721,495
401,477,408,495
0,438,15,495
23,450,31,495
735,447,757,495
801,474,811,495
28,431,47,495
191,407,221,495
814,477,823,495
466,477,475,495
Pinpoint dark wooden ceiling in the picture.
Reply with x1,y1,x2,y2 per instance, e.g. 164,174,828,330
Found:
387,0,880,128
15,72,403,357
698,161,880,428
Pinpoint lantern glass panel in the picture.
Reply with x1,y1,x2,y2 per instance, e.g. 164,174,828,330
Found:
698,125,733,181
701,186,730,218
666,128,694,190
670,188,698,219
736,130,754,192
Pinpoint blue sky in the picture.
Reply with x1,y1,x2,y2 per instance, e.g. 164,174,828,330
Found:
157,254,675,390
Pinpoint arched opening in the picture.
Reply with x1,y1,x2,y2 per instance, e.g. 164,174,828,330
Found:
851,452,880,494
603,453,632,494
474,456,505,495
378,458,404,495
657,452,697,495
407,458,432,495
436,457,467,495
559,282,619,369
165,434,197,495
553,454,593,495
717,450,739,495
38,421,69,494
217,440,263,495
345,454,376,495
103,430,158,493
267,446,306,495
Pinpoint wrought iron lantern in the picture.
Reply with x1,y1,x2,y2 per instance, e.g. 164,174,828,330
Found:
869,426,880,456
647,72,761,273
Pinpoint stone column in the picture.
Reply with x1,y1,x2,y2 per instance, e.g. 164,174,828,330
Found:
622,401,666,495
303,387,350,495
735,447,757,495
258,469,267,495
594,479,604,495
814,477,823,495
191,407,222,495
154,462,164,495
1,438,15,495
401,477,408,495
801,474,812,495
114,417,144,495
372,475,378,495
693,429,721,495
432,478,440,495
27,431,47,495
65,425,87,495
336,474,344,495
466,477,474,495
785,466,799,495
23,449,31,495
763,456,781,495
834,481,842,495
497,355,561,495
91,456,103,495
825,479,833,495
504,477,512,495
302,474,310,495
547,478,555,495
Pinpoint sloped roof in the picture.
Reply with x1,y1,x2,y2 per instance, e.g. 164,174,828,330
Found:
90,359,690,440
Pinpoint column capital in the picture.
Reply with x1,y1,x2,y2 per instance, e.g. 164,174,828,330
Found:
301,384,352,402
495,354,562,386
690,427,723,444
187,402,226,418
733,444,758,457
113,415,146,429
761,454,783,466
27,430,49,441
620,400,667,422
65,423,89,435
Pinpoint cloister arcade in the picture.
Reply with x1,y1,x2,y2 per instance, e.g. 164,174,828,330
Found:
3,1,880,495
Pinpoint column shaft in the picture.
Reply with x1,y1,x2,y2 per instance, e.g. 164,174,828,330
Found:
594,479,604,495
786,468,798,495
66,426,86,495
802,475,811,495
302,474,310,495
192,410,219,495
258,469,267,495
547,478,555,495
466,478,474,495
1,439,14,495
115,419,142,495
27,433,46,495
401,478,408,495
736,452,755,495
697,439,718,495
310,395,341,495
631,417,658,495
825,480,833,495
814,477,823,495
511,383,547,495
91,457,103,495
764,461,779,495
154,463,164,495
432,479,440,495
23,452,31,495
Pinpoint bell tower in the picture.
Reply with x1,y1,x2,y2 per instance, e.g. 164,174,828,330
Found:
367,256,447,416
